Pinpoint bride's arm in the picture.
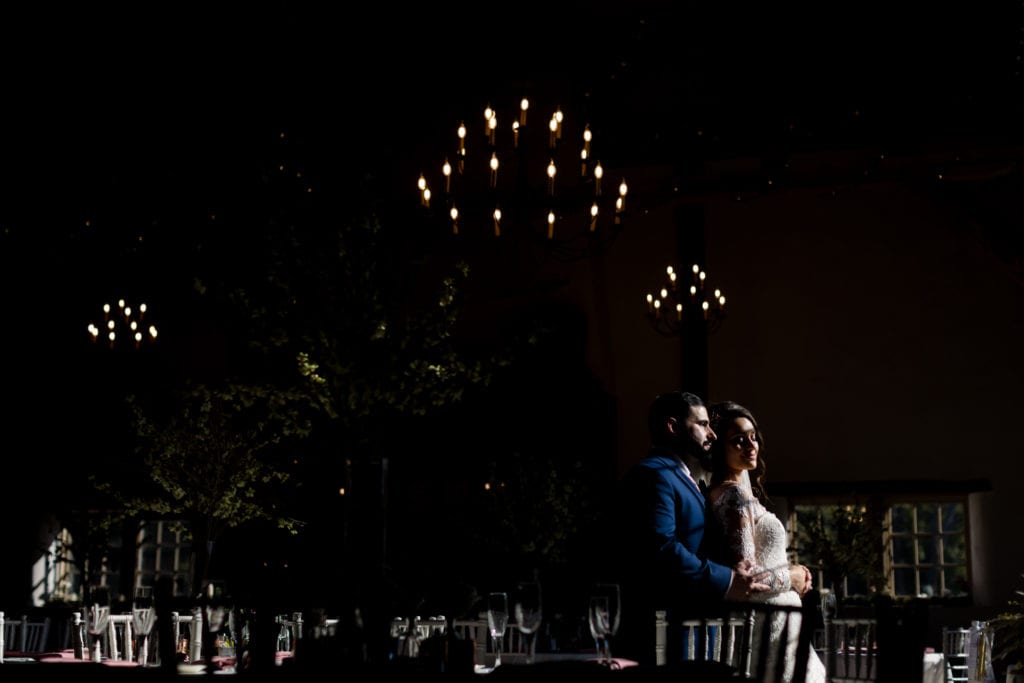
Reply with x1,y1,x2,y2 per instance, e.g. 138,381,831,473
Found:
712,484,791,593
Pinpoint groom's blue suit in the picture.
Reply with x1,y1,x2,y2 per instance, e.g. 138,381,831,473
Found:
614,446,733,666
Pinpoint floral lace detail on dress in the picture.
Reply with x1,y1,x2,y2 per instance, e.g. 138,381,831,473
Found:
708,481,791,594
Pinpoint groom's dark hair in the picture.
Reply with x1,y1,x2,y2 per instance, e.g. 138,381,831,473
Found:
648,390,706,444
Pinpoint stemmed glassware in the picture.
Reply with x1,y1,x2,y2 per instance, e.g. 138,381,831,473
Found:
513,581,543,664
487,592,509,668
132,586,156,666
86,586,111,663
588,595,611,663
588,583,621,664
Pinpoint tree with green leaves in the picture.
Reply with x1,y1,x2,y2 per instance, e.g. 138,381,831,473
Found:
91,380,318,596
793,496,889,599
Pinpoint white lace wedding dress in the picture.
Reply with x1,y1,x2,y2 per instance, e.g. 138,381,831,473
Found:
708,480,827,683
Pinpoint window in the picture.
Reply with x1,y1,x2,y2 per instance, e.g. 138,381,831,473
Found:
888,501,968,599
787,496,970,600
33,527,81,606
135,520,192,597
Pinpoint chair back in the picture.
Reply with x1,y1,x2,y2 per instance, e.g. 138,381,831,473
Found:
1,612,52,653
943,627,970,683
823,616,879,681
276,611,304,654
656,600,817,681
172,609,203,663
104,613,134,662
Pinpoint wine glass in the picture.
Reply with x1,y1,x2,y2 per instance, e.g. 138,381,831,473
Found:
588,595,611,663
487,592,509,668
591,583,621,663
132,586,156,666
513,581,543,664
86,586,111,663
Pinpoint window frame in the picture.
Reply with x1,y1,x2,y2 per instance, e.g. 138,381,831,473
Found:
784,492,971,603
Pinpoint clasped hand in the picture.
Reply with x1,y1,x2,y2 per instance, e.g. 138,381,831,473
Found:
726,562,771,601
727,561,813,601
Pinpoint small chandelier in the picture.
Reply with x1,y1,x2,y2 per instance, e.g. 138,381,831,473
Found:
87,298,158,350
645,264,727,336
416,98,628,262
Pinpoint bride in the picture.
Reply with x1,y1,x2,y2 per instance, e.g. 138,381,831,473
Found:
705,401,826,683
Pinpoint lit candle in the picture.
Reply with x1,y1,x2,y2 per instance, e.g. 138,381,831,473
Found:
457,122,467,173
493,207,502,237
490,152,499,188
699,271,706,288
488,113,497,146
139,303,147,321
676,303,683,321
442,159,451,193
108,330,115,350
580,148,588,177
450,206,459,235
646,293,654,312
547,210,555,239
583,124,592,154
590,202,598,231
87,323,98,343
520,97,529,126
418,174,427,205
554,107,563,139
615,196,624,224
547,159,556,196
653,299,661,318
149,326,158,340
103,303,110,321
423,188,431,209
512,120,519,148
549,116,558,149
618,178,629,212
702,301,710,320
594,162,603,196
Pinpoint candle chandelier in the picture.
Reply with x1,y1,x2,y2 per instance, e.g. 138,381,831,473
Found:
645,264,727,336
87,298,158,350
416,98,628,262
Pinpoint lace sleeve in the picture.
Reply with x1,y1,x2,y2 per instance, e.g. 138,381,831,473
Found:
709,482,791,593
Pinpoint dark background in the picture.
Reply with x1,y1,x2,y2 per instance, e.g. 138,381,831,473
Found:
1,0,1022,627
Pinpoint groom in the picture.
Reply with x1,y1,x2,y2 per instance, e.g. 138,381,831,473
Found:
613,390,767,666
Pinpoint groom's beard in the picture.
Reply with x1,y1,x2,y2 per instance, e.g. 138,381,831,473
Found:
695,448,714,471
677,434,714,473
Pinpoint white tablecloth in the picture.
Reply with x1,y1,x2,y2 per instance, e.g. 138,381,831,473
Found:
923,652,945,683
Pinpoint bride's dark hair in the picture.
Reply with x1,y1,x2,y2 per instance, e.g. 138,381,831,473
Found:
709,401,768,503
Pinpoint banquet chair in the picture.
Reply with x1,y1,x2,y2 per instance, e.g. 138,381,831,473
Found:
277,611,304,654
1,612,52,653
172,610,203,663
823,616,879,681
943,627,970,683
655,609,753,671
655,600,816,681
104,613,134,661
452,615,489,664
451,613,528,665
